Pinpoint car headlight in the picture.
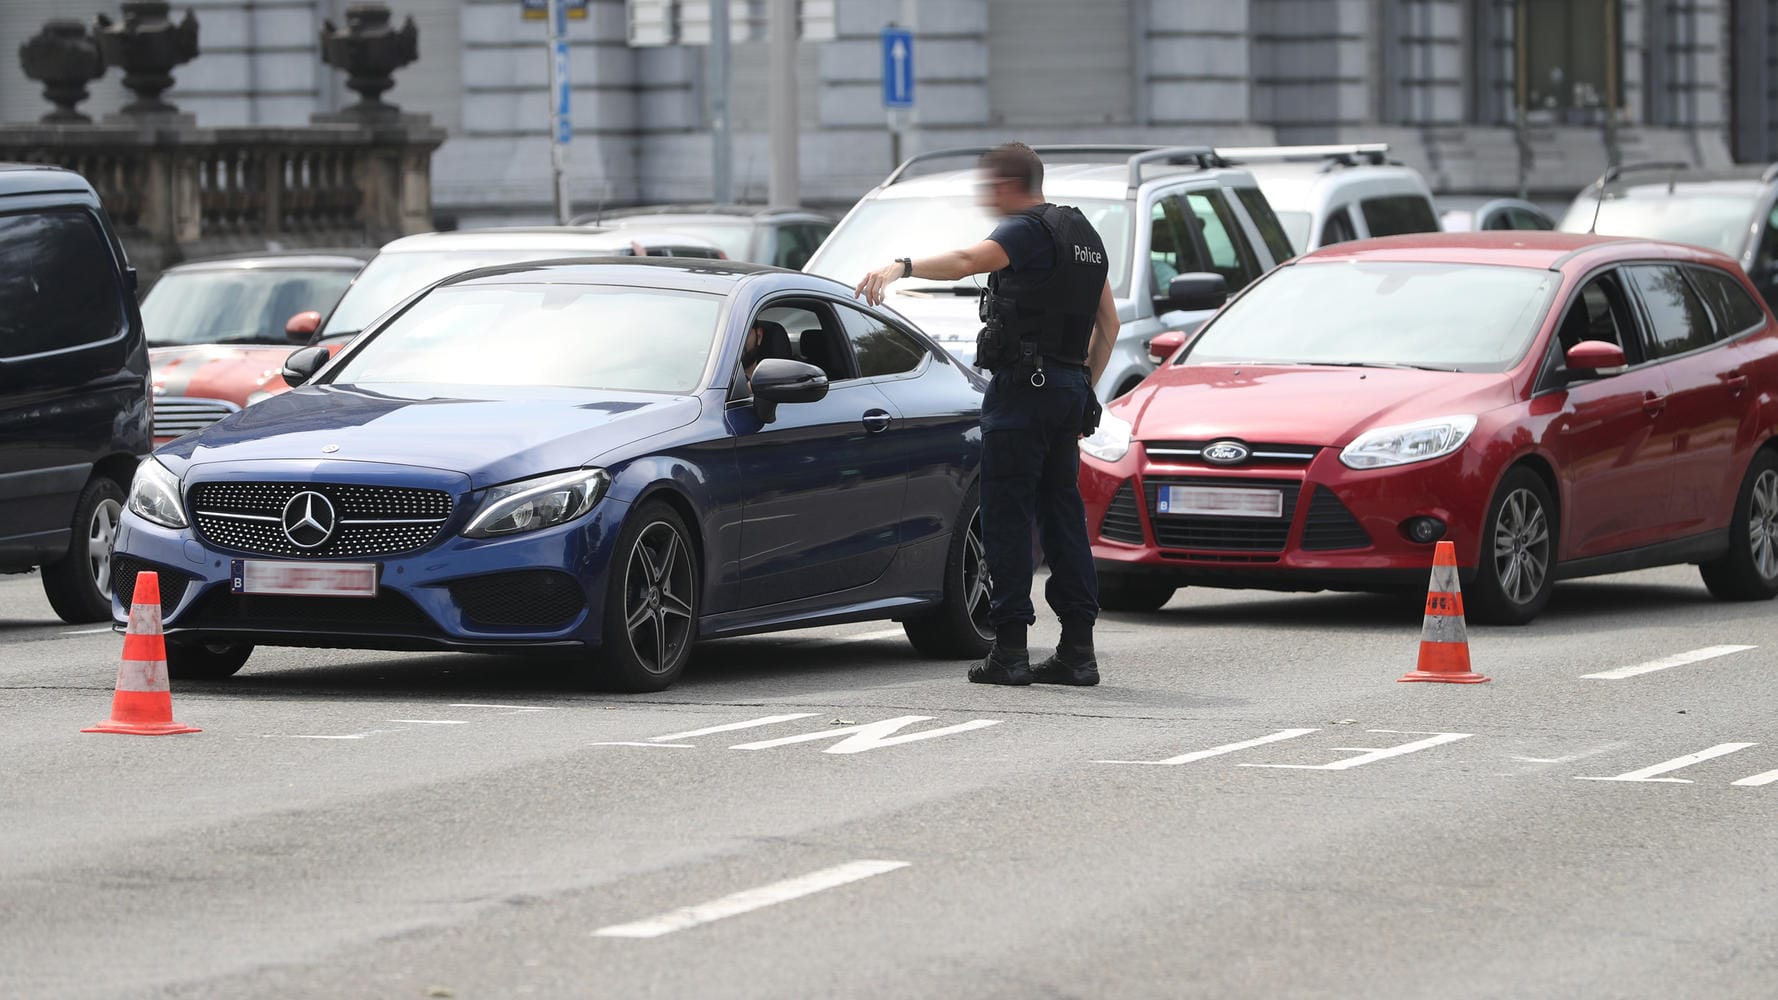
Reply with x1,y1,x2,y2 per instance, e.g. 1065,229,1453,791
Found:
463,469,611,539
1339,415,1478,470
127,458,187,528
1080,410,1133,463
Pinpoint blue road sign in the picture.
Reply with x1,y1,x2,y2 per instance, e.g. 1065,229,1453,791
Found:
554,37,571,145
882,28,913,109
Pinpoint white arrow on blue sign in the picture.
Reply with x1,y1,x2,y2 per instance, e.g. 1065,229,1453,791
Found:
882,27,913,109
554,38,571,144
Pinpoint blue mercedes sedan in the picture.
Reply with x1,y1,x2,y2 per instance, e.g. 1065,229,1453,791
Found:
111,258,990,691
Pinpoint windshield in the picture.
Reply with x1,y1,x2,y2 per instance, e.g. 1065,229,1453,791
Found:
326,283,723,393
322,249,601,337
1275,211,1313,254
808,196,1133,295
1563,196,1755,257
610,219,752,260
1184,261,1557,373
142,268,354,346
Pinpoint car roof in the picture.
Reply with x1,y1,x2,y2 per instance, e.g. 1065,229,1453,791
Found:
1239,162,1433,212
376,227,725,254
595,204,829,222
869,161,1255,203
1298,231,1740,270
164,250,371,272
439,255,789,294
0,163,98,199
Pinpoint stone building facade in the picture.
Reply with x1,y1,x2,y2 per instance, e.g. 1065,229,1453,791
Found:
4,0,1771,224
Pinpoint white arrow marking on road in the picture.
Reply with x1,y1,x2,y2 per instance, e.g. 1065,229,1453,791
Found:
1581,644,1757,680
593,860,910,939
1095,728,1320,766
649,713,820,743
1731,768,1778,787
1576,743,1759,783
730,716,999,754
1242,730,1472,771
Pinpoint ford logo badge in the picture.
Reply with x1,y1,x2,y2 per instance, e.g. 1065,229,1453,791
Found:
1202,441,1250,465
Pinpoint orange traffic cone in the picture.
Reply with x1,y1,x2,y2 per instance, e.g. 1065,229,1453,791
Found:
1398,540,1490,684
83,571,201,735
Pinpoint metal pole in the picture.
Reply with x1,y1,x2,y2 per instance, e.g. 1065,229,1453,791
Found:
767,0,798,207
546,0,571,224
711,0,732,203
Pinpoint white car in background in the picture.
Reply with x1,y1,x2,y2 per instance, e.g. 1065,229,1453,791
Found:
805,145,1297,400
1438,196,1555,232
1214,144,1441,253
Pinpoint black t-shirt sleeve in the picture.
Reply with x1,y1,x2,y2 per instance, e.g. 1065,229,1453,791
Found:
988,216,1050,271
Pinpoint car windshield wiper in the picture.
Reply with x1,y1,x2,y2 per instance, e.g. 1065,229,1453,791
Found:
1308,360,1458,373
896,284,985,297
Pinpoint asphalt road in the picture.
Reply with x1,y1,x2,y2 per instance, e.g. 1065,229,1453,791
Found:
3,563,1776,1000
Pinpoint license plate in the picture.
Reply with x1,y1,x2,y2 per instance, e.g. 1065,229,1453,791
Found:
231,560,379,598
1157,485,1284,519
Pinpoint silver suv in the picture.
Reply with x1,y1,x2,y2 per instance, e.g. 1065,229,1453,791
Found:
1215,144,1440,253
805,145,1296,401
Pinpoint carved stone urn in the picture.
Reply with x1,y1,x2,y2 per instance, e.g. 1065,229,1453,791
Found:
320,4,420,120
94,1,199,117
18,19,108,124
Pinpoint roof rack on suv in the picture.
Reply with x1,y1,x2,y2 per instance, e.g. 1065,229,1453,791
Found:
1213,143,1392,168
880,144,1220,191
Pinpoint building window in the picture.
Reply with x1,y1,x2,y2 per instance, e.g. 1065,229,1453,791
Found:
1516,0,1621,121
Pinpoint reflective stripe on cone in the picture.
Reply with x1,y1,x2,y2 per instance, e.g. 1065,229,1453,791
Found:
1399,540,1490,685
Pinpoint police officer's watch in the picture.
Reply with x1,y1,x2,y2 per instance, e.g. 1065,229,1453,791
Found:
896,257,913,278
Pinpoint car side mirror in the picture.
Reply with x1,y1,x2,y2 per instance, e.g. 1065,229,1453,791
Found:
281,345,332,387
1146,330,1186,365
1165,272,1229,313
1563,340,1628,380
285,310,322,343
750,358,829,424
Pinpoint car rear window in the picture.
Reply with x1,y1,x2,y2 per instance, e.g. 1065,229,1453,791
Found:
1687,265,1767,337
0,209,124,358
1361,195,1440,238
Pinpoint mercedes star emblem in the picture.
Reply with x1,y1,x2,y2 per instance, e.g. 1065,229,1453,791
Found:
281,491,337,549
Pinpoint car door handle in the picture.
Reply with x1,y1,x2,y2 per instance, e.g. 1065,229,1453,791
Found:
1642,392,1667,416
1727,371,1750,394
862,409,892,434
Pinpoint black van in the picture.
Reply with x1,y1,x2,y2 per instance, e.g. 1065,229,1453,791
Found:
0,165,150,622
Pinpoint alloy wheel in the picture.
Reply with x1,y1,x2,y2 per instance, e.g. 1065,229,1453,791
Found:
1493,488,1550,606
964,509,992,638
89,498,121,599
622,521,694,675
1749,469,1778,581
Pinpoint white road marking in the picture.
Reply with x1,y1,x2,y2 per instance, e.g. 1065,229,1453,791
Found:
264,729,408,740
1510,743,1628,765
649,713,820,742
1732,768,1778,787
1095,728,1321,766
387,719,469,725
1576,743,1759,783
1581,644,1758,680
1242,730,1472,771
61,627,114,635
587,741,695,749
450,703,559,713
730,716,1000,754
592,860,910,939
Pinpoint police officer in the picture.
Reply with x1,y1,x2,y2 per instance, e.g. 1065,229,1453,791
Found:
856,142,1119,686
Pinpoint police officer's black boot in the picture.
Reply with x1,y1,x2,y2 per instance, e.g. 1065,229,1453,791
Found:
1032,620,1099,686
969,626,1033,685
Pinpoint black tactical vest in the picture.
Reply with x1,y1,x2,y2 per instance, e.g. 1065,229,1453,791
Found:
982,204,1109,367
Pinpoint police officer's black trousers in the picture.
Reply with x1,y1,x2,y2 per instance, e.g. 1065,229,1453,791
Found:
979,366,1099,636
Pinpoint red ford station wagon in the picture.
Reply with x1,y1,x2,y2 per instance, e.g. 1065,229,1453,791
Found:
1082,232,1778,624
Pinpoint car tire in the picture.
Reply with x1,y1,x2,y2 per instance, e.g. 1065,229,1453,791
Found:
165,641,253,680
41,476,127,624
1097,571,1177,612
1699,449,1778,602
902,486,994,659
594,502,699,692
1468,467,1556,626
